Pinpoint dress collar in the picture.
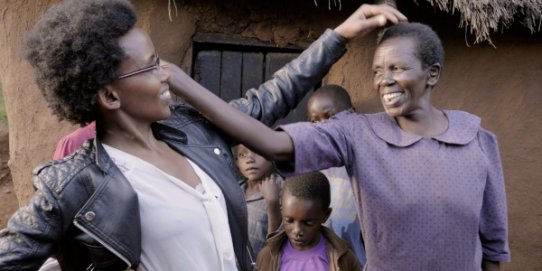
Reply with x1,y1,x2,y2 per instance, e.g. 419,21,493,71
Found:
366,110,480,147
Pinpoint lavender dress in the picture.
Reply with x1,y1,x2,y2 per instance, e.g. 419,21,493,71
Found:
278,110,510,270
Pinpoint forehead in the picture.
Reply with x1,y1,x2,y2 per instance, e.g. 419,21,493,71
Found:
308,95,337,112
118,28,155,62
281,190,324,216
373,36,421,66
236,144,250,153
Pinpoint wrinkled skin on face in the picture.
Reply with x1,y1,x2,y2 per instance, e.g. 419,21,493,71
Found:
372,36,435,118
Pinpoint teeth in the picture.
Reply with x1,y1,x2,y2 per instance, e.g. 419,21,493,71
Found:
160,90,171,99
383,92,402,102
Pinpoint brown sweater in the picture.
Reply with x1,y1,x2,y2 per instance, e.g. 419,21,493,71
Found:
255,226,362,271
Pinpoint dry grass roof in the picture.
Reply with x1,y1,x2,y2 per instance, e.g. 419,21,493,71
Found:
424,0,542,44
319,0,542,44
168,0,542,44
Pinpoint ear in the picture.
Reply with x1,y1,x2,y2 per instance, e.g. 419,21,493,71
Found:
427,63,441,87
96,85,121,110
323,207,332,223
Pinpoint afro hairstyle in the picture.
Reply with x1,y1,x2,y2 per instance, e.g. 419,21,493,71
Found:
25,0,137,125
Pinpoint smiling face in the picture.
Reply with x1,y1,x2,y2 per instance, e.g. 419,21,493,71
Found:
107,28,171,123
281,189,331,251
372,36,437,118
236,145,274,182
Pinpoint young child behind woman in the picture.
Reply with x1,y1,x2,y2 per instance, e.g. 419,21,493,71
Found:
256,171,361,271
236,144,282,256
307,85,365,266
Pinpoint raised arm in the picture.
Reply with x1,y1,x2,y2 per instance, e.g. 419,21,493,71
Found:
229,3,406,127
229,29,346,127
259,174,283,234
169,4,407,161
170,64,294,161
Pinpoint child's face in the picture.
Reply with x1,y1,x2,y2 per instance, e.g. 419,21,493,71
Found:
281,189,331,251
307,95,338,123
235,145,273,182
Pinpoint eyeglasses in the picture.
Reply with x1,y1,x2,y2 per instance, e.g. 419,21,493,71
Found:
117,55,160,80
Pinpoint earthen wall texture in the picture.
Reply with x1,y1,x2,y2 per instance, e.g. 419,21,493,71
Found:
0,0,539,269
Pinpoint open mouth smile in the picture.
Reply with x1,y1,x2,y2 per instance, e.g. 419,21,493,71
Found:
382,91,404,102
160,89,171,100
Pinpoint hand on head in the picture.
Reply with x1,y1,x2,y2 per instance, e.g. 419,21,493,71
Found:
334,4,407,40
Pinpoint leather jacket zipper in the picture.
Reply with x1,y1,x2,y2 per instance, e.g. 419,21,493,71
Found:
73,219,131,269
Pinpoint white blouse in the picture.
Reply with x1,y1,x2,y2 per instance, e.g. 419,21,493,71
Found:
103,144,237,271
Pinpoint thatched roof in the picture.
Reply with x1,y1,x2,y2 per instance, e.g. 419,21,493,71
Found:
168,0,542,44
425,0,542,44
319,0,542,44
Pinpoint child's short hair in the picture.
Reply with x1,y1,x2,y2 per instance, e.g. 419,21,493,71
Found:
284,171,330,209
311,84,353,111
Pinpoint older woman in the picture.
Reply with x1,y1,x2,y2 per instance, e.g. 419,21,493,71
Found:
0,0,405,270
172,21,510,271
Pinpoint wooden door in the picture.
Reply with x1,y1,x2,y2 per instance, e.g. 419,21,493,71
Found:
193,48,316,126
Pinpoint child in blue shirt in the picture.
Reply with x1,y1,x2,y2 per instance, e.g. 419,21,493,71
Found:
307,84,366,266
236,144,282,256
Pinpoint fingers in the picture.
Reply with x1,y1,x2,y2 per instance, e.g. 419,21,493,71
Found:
334,3,407,40
366,14,388,29
259,177,271,189
260,175,281,193
159,58,172,69
361,14,388,30
360,4,407,24
259,175,281,202
262,175,280,186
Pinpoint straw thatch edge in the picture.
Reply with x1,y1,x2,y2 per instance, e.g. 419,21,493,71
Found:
166,0,542,44
425,0,542,44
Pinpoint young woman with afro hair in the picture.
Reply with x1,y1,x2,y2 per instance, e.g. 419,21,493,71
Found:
0,0,406,270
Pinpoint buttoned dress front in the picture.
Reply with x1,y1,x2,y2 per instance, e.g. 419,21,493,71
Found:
278,110,510,271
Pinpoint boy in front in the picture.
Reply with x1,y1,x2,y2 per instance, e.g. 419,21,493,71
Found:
256,172,361,271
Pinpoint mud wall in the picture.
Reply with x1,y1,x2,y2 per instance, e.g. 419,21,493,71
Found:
0,0,71,204
0,0,540,269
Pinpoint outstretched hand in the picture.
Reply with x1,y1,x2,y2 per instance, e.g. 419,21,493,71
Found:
334,4,407,40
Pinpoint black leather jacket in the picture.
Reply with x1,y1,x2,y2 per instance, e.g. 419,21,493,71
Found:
0,29,346,271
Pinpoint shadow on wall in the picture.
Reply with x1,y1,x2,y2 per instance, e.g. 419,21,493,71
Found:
0,82,7,125
0,80,17,228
